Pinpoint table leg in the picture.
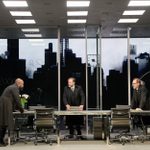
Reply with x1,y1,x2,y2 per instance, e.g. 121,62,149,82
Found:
56,116,61,144
57,129,60,144
8,130,11,146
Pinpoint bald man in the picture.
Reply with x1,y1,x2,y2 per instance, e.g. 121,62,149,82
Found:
131,78,150,110
0,78,24,146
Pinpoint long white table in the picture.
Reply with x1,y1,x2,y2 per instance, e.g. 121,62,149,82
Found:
53,110,150,144
13,109,150,116
13,110,35,115
54,110,150,116
54,110,111,116
54,110,111,144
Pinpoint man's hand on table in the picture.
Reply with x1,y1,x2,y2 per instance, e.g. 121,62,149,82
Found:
79,105,84,111
136,108,143,111
66,104,71,111
131,108,143,111
130,108,143,111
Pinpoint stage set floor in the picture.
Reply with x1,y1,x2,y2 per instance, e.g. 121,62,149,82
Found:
2,141,150,150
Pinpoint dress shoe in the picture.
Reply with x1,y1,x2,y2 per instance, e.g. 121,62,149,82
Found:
76,135,85,140
67,134,74,139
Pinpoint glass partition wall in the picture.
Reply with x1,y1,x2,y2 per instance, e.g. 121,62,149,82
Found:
102,37,128,109
0,27,130,109
130,27,150,105
1,26,150,134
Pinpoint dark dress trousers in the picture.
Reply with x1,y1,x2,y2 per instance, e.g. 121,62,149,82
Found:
63,85,85,135
0,84,23,131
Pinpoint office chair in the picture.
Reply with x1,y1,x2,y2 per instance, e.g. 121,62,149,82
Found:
109,108,132,145
135,115,150,142
34,108,56,145
13,113,31,144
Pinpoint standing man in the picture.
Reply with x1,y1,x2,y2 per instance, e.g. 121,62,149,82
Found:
63,77,85,139
131,78,150,128
131,78,150,110
0,78,24,146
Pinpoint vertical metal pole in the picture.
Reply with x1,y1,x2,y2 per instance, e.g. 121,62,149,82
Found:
96,34,99,110
8,130,10,146
57,27,61,111
98,25,103,110
85,26,88,135
127,27,131,106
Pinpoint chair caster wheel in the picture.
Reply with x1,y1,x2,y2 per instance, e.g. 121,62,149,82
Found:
50,142,52,146
122,142,125,145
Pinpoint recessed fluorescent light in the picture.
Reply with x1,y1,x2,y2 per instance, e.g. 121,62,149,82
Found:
15,19,36,24
113,28,127,32
68,19,86,24
110,33,127,37
3,1,28,7
25,34,42,37
67,11,88,16
123,10,145,15
22,28,39,32
10,11,32,16
128,1,150,6
29,39,43,42
67,1,90,7
118,18,139,23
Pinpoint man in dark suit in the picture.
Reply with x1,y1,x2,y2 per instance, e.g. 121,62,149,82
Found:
0,78,24,146
63,77,85,139
131,78,150,128
131,78,150,110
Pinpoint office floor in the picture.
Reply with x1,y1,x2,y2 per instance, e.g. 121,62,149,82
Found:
2,141,150,150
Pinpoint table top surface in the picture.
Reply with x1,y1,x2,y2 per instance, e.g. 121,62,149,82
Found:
13,109,150,116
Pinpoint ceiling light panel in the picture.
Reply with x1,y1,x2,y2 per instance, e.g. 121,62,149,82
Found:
22,28,39,32
67,1,90,7
128,1,150,6
68,19,87,23
123,10,145,15
25,34,42,37
67,11,88,16
15,19,36,24
10,11,32,16
3,1,28,7
118,18,139,23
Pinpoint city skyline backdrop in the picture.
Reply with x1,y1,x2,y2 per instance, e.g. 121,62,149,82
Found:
1,38,150,79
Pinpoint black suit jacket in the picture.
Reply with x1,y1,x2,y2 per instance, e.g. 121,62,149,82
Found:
63,85,85,126
63,85,85,107
131,85,150,110
0,84,23,130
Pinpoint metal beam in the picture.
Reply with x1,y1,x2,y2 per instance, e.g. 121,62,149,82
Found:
96,34,99,109
127,27,131,106
85,26,89,135
57,27,61,111
98,26,103,110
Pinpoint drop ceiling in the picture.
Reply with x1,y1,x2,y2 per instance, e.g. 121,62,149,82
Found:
0,0,150,38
